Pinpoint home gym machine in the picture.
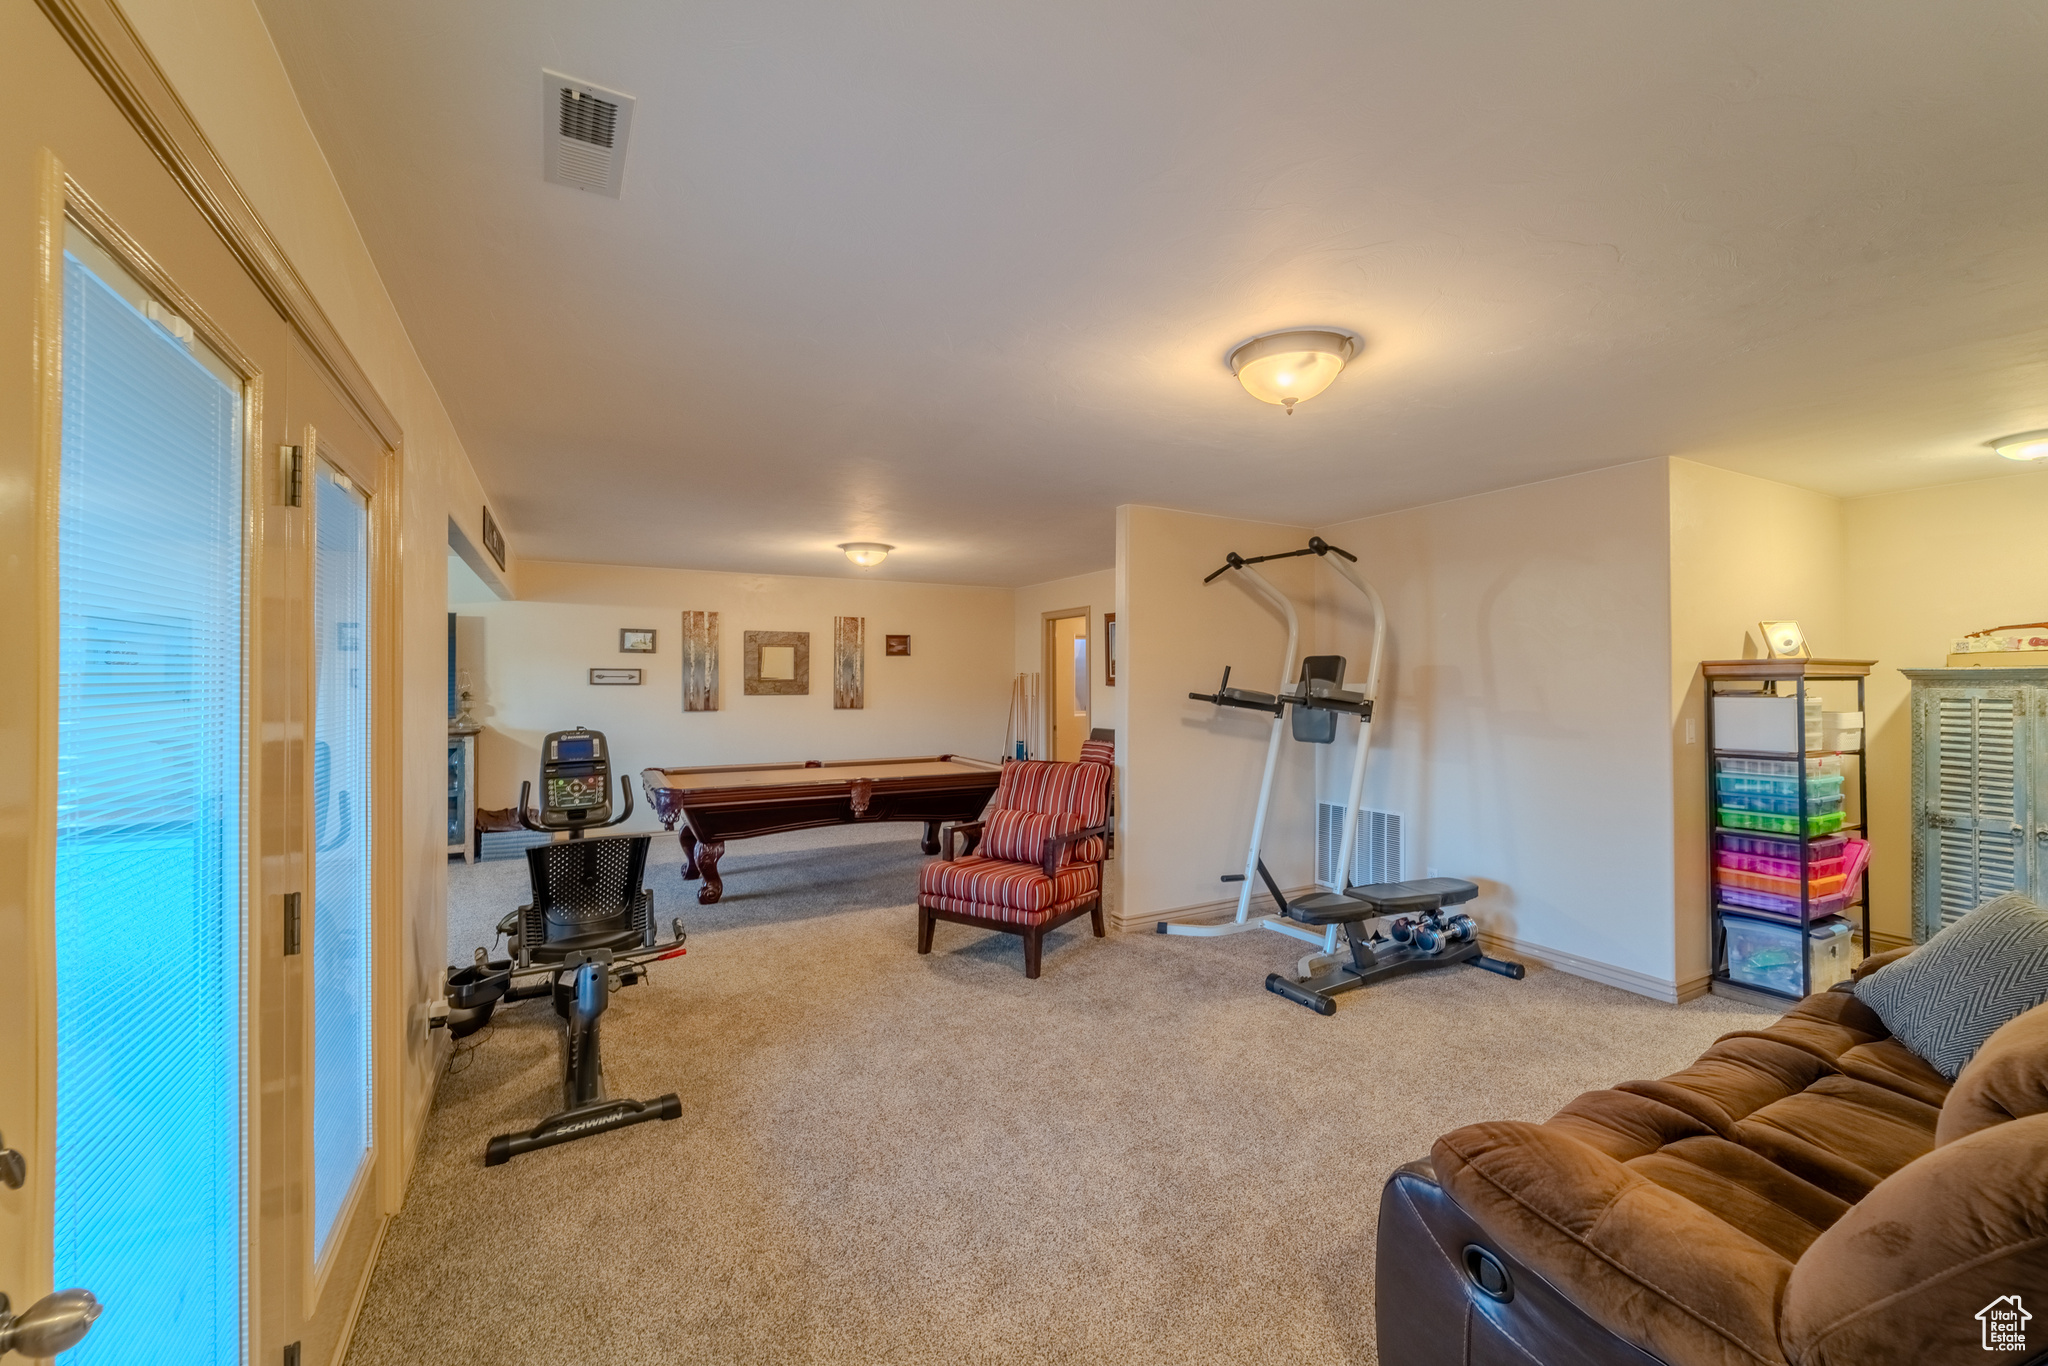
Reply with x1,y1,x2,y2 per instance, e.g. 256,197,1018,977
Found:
439,727,690,1164
1161,538,1523,1014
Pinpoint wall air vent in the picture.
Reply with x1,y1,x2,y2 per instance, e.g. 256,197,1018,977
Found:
1316,804,1403,890
542,70,635,198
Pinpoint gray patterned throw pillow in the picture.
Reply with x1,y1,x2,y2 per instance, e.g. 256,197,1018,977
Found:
1853,892,2048,1081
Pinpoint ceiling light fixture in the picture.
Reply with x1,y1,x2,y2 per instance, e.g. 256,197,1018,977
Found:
1228,329,1361,414
1990,429,2048,462
839,542,894,567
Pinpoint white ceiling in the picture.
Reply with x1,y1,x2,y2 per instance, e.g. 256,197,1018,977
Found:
256,0,2048,587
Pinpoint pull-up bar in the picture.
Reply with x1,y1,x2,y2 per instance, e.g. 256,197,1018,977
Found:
1202,535,1357,585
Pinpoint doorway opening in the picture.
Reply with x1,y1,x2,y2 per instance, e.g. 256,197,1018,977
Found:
1045,611,1090,763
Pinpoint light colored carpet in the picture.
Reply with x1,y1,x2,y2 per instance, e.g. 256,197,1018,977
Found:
348,826,1775,1366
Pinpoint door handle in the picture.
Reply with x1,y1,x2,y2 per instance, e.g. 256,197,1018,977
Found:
0,1290,101,1358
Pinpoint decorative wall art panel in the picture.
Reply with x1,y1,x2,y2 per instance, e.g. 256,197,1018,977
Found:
885,634,910,656
681,610,719,711
744,630,809,696
835,616,865,709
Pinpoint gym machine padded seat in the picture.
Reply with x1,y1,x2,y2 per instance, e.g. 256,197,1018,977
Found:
1284,876,1479,925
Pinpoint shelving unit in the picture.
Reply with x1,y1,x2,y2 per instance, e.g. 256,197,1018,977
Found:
448,723,479,863
1703,658,1875,1001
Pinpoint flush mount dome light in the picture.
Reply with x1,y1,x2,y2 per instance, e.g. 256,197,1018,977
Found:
1228,329,1361,413
838,542,894,566
1990,429,2048,461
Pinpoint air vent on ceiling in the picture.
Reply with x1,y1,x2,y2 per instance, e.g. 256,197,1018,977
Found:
542,70,635,198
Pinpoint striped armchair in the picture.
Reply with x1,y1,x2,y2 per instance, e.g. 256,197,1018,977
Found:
918,737,1114,978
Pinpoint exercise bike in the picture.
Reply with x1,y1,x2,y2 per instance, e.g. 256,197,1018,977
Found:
1164,538,1524,1013
439,727,689,1164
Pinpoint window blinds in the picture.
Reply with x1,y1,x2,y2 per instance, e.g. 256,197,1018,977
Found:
54,241,244,1366
311,460,373,1259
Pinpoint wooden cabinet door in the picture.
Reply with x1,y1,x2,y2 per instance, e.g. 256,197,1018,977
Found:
1915,683,2033,940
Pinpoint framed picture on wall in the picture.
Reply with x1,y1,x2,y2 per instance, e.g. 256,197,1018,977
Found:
620,628,657,653
1104,613,1116,686
744,631,809,695
481,503,506,571
885,634,910,656
590,668,642,685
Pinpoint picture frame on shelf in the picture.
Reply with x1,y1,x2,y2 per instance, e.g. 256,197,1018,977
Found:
1759,621,1809,659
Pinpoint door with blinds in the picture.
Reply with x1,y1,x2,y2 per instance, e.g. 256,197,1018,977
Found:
1911,675,2039,940
45,212,258,1366
3,23,403,1362
275,344,395,1366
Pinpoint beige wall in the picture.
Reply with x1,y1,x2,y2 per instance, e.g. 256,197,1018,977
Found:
1011,568,1120,756
459,560,1014,811
112,0,506,1171
1013,567,1122,918
1118,506,1319,927
1845,463,2048,943
1314,461,1681,995
1668,459,1849,979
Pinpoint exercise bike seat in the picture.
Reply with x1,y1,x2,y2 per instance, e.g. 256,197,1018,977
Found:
1283,877,1479,925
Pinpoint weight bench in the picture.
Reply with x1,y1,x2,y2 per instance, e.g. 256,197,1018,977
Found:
1264,877,1525,1015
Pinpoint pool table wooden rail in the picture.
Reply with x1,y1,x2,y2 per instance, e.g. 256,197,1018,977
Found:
640,755,1002,904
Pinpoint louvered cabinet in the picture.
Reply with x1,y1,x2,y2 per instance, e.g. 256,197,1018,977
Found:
1906,668,2048,940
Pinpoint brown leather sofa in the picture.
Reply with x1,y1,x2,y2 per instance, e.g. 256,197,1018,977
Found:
1376,948,2048,1366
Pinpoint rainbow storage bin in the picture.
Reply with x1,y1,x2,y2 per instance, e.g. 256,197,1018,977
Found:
1717,806,1847,836
1716,831,1849,863
1714,835,1868,923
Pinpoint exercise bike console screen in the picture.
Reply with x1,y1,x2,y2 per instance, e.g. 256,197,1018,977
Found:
546,774,607,811
523,727,630,832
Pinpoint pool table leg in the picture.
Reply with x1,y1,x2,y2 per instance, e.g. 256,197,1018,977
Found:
695,840,727,904
921,819,942,856
678,827,701,880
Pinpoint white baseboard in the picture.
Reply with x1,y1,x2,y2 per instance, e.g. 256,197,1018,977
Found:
1116,885,1318,935
1480,931,1700,1004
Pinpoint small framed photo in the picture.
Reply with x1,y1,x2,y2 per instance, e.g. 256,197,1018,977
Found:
620,628,657,653
590,668,642,685
885,634,911,656
1758,621,1808,659
481,503,506,571
1104,613,1117,686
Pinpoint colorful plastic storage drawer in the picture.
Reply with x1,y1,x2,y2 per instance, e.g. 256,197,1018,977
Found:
1714,772,1846,801
1722,914,1856,995
1719,884,1857,919
1717,850,1851,880
1716,790,1845,817
1718,807,1847,836
1715,831,1849,862
1717,867,1849,899
1715,756,1843,779
1715,835,1865,881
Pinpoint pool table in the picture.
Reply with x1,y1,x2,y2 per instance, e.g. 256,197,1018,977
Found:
640,755,1003,904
